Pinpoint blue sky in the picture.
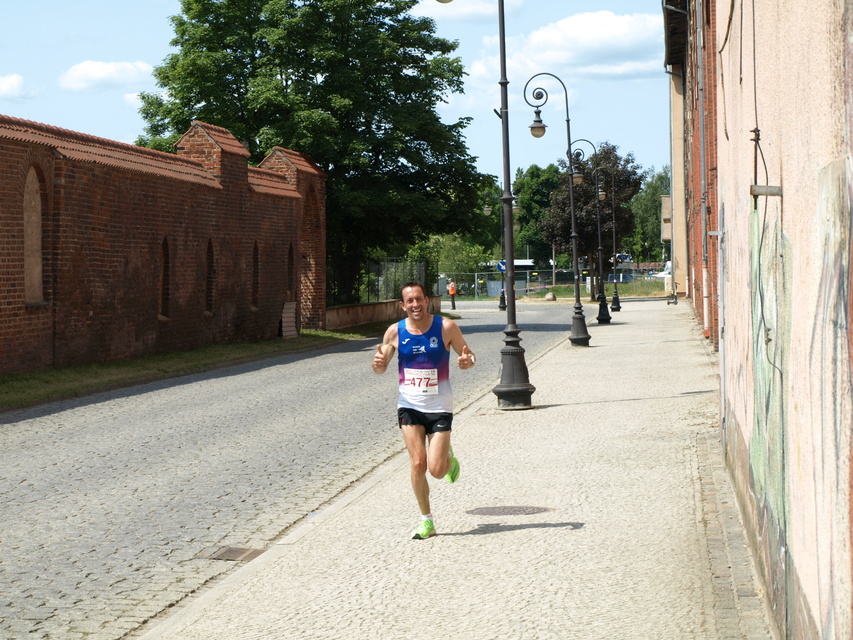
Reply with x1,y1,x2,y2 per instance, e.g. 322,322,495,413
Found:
0,0,670,179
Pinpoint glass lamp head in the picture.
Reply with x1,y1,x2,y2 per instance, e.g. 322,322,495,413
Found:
529,108,547,138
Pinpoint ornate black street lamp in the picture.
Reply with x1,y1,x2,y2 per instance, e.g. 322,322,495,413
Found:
523,72,591,346
485,205,507,311
437,0,535,409
590,168,622,312
591,172,611,324
605,172,622,312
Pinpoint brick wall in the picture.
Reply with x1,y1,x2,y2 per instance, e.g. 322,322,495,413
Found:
684,0,720,349
259,148,326,329
0,142,56,370
0,116,326,374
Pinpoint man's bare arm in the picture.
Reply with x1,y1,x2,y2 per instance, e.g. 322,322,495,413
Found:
372,324,398,374
443,318,475,369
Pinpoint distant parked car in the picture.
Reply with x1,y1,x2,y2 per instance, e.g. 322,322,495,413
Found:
607,273,634,283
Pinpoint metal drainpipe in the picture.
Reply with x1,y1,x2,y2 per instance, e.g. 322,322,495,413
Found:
697,0,711,336
709,220,725,459
718,207,726,459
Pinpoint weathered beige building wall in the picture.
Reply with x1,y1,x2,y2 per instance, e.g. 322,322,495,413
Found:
669,63,689,299
716,0,852,636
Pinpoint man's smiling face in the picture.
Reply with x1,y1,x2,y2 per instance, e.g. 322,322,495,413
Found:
400,285,427,320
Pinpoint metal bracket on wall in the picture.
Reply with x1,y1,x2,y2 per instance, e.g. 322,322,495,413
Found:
750,185,783,197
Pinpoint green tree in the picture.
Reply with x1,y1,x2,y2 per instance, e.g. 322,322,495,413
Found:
385,176,500,294
541,142,644,290
512,164,561,267
405,234,491,293
627,166,671,267
137,0,486,303
472,176,503,257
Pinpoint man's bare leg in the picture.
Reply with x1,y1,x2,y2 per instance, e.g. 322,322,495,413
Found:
427,431,452,479
402,424,431,515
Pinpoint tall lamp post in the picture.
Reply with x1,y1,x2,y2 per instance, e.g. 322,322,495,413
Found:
591,171,612,324
523,72,591,346
601,170,622,312
485,205,507,311
438,0,535,408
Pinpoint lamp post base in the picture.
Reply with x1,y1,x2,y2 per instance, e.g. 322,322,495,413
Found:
499,290,507,311
611,290,621,312
493,381,536,409
596,293,611,324
492,325,535,409
569,303,591,346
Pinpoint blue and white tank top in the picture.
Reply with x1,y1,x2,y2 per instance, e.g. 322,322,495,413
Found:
397,315,452,413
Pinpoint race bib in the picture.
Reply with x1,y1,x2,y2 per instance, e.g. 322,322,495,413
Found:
403,368,438,395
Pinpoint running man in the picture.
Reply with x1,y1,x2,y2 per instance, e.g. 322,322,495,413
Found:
372,281,476,539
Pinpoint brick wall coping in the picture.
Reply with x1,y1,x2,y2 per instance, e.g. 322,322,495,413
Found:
0,113,221,188
183,120,251,157
266,146,325,176
248,166,301,197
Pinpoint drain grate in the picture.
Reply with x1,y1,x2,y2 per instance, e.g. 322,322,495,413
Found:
465,506,553,516
204,547,265,562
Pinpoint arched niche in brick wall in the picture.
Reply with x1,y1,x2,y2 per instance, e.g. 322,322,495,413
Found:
23,166,45,305
251,241,260,309
159,237,170,318
205,239,215,314
287,242,295,303
299,185,323,326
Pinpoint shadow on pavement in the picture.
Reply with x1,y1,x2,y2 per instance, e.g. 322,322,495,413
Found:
442,521,585,536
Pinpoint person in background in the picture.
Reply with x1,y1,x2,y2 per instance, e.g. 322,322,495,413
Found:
447,278,457,310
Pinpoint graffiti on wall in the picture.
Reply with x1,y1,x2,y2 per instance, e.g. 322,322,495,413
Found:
807,160,852,638
749,194,792,618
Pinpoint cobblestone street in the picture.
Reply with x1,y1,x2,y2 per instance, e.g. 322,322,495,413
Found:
0,302,564,639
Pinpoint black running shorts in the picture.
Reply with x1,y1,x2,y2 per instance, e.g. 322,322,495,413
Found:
397,408,453,434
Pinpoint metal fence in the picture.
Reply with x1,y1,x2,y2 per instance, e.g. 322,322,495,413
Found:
366,259,425,302
437,270,578,300
327,258,426,307
436,270,670,300
326,260,668,307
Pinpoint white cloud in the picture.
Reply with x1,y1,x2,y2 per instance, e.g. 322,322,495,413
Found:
520,12,663,76
575,60,661,77
463,10,663,112
59,61,154,91
0,74,28,99
123,92,142,107
412,0,523,21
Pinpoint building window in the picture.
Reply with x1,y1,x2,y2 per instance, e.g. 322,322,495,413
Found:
160,237,170,318
23,166,44,305
252,241,259,308
206,239,215,314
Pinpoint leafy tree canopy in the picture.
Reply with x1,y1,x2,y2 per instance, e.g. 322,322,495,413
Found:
512,163,561,266
541,142,645,264
627,165,670,265
407,234,492,275
468,176,503,255
137,0,487,302
402,233,491,297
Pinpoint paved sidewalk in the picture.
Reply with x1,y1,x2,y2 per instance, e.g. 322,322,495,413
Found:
138,301,777,640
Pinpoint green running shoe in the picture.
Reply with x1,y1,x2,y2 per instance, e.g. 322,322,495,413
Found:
411,518,436,540
445,448,460,484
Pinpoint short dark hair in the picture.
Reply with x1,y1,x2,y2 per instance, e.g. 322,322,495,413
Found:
400,281,427,301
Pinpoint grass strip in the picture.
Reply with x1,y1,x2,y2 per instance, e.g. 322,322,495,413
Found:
1,322,390,411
